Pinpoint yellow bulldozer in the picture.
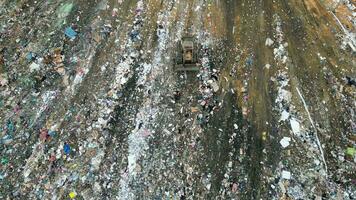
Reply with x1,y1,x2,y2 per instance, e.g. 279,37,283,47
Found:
174,36,200,71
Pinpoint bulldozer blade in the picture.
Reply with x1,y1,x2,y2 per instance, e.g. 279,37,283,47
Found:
175,66,200,71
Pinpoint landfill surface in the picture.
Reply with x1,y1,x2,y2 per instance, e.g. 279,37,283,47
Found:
0,0,355,199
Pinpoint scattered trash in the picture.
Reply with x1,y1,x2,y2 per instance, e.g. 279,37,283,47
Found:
69,191,77,199
65,27,78,39
262,131,267,141
280,110,290,121
91,150,105,171
39,129,49,141
345,147,355,157
208,80,219,92
1,157,8,165
280,137,291,148
0,1,354,199
344,76,356,87
234,124,238,130
0,74,8,86
48,130,56,137
29,62,40,72
281,170,291,180
232,183,238,192
112,8,119,17
173,90,181,101
129,30,139,40
63,143,71,155
290,118,301,136
191,107,199,113
26,52,36,61
265,37,274,46
57,3,74,25
246,55,254,66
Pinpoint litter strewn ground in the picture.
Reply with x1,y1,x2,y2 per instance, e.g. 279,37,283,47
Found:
0,0,355,199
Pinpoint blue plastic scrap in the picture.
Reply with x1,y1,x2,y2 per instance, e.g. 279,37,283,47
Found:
64,143,71,154
64,27,77,39
129,30,139,40
246,56,253,66
48,130,56,137
6,121,14,134
26,52,36,61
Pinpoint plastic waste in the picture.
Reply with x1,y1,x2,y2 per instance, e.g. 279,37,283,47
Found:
65,27,78,39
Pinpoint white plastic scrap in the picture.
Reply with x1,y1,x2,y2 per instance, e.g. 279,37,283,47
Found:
272,15,289,64
91,149,105,171
276,88,292,105
233,124,238,130
280,110,290,121
209,80,219,92
137,63,153,86
290,118,301,136
29,62,40,72
280,137,291,148
281,170,291,180
23,143,43,182
265,37,274,46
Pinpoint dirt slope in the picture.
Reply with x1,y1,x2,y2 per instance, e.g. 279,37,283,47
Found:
0,0,355,199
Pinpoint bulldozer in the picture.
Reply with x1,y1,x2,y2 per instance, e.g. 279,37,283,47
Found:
174,36,200,71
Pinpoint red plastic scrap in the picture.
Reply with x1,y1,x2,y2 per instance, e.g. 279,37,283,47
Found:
49,154,56,162
232,183,238,193
13,104,21,114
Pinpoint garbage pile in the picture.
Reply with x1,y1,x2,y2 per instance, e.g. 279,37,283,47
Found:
0,0,355,199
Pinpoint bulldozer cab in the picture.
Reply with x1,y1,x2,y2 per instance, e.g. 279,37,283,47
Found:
182,40,193,63
175,36,200,71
